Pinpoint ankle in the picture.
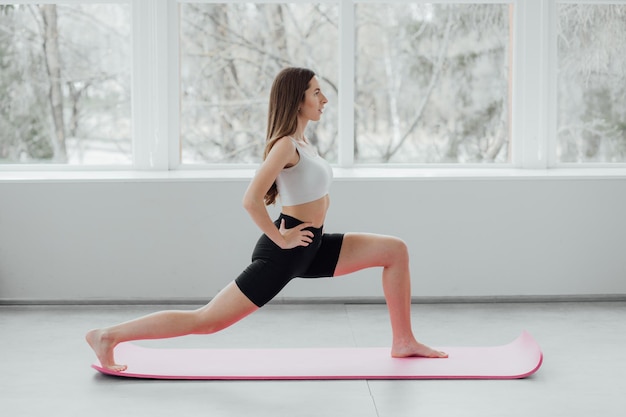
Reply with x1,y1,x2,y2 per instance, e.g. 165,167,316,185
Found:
92,328,117,346
392,334,418,347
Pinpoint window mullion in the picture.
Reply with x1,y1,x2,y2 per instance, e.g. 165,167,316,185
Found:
545,0,557,167
168,0,181,169
131,0,169,170
516,0,549,169
338,0,355,167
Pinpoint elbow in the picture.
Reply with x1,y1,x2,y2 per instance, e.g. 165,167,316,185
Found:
242,195,253,213
242,193,261,214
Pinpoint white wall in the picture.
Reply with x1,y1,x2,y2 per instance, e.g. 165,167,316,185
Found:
1,174,625,303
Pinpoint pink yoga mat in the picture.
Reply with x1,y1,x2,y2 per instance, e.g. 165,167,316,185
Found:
92,331,543,380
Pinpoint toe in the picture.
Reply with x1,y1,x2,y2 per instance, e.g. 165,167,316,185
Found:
435,350,448,358
107,364,127,372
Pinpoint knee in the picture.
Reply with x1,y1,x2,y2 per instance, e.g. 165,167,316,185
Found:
190,308,219,335
386,236,410,266
395,237,410,264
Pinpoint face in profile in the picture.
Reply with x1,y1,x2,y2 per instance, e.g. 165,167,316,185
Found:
298,76,328,123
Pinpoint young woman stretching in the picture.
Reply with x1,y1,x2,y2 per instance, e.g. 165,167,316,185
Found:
86,67,447,371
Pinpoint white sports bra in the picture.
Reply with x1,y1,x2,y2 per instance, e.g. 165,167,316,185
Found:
275,138,333,206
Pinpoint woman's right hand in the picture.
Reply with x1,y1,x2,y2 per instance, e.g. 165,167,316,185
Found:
278,219,314,249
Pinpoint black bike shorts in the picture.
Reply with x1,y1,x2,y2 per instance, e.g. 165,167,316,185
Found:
235,213,344,307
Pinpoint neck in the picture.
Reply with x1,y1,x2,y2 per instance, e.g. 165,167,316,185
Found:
294,118,308,141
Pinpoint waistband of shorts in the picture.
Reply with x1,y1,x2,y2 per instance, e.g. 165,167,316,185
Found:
278,213,323,233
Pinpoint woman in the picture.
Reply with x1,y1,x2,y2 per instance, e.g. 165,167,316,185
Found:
86,67,447,371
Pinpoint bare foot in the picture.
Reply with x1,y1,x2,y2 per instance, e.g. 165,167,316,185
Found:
391,340,448,358
85,329,127,372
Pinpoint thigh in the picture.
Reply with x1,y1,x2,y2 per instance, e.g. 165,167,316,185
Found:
333,232,408,277
235,259,294,307
299,232,344,278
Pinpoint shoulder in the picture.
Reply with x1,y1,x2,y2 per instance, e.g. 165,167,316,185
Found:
263,136,298,168
266,136,297,160
270,136,296,152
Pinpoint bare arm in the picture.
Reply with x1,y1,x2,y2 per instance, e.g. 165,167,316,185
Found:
242,137,313,249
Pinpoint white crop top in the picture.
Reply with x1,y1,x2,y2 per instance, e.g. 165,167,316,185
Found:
275,138,333,206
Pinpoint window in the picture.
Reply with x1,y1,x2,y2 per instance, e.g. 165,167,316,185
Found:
1,1,625,170
355,3,512,163
0,3,131,165
556,3,626,163
179,2,338,164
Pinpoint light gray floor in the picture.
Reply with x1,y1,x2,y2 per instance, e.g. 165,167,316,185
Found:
1,301,625,416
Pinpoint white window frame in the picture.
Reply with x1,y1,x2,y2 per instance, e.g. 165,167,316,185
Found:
1,0,626,174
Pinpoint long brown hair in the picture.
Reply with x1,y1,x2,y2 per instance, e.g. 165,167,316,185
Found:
263,67,315,205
